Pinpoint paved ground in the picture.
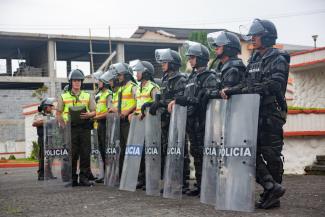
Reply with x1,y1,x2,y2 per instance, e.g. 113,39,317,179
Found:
0,168,324,217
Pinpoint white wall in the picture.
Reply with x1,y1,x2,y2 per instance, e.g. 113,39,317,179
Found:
292,67,325,108
283,137,325,174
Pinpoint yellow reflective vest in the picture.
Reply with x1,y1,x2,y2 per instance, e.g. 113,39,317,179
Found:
61,90,90,122
112,81,137,112
95,89,111,115
135,81,159,114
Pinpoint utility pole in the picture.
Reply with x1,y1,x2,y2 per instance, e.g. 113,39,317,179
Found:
312,35,318,49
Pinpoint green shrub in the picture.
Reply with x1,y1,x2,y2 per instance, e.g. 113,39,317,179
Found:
8,155,16,160
30,141,39,160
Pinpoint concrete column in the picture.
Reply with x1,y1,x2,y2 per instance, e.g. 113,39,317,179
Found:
6,58,12,75
116,43,125,62
47,40,57,97
67,61,71,77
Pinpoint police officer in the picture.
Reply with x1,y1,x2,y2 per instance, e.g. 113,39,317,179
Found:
32,97,56,181
93,71,113,183
126,60,160,189
226,19,290,209
108,63,137,177
206,31,246,99
56,69,96,186
149,48,188,191
168,42,218,196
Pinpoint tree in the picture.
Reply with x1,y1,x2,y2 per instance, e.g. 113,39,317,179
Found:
180,31,217,72
32,85,48,101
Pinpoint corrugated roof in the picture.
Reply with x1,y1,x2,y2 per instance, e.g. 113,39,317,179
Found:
131,26,226,39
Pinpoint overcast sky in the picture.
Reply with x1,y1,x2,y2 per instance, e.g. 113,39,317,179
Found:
0,0,324,47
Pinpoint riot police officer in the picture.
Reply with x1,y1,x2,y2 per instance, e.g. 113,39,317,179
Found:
227,19,290,209
93,71,113,183
206,31,246,99
32,97,56,180
108,63,138,177
149,48,187,191
56,69,96,186
128,60,160,189
168,42,218,196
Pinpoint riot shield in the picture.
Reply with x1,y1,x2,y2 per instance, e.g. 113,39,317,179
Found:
105,113,121,187
163,105,187,199
145,110,161,196
90,129,101,179
215,94,260,212
43,117,71,189
119,116,145,192
200,99,226,205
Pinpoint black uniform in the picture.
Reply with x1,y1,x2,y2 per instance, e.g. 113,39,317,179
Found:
244,48,290,186
216,57,246,91
176,67,217,190
157,71,187,180
36,113,46,178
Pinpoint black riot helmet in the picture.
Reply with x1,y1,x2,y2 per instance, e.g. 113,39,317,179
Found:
207,31,241,58
247,19,277,47
130,59,155,81
109,62,136,84
99,69,116,89
68,69,85,81
183,41,210,68
38,97,55,112
155,48,181,71
92,70,104,80
68,69,85,90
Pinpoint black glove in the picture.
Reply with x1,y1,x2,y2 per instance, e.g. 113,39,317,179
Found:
149,102,159,115
141,102,153,116
175,96,188,106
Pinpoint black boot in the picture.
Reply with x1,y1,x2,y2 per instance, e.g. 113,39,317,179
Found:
182,182,190,194
136,181,145,190
65,180,79,187
186,186,200,197
79,176,93,187
260,183,285,209
95,178,104,183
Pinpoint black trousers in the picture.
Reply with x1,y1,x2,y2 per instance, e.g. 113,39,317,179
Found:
98,120,107,165
186,116,205,188
256,106,286,188
119,120,130,177
37,136,44,176
71,127,91,181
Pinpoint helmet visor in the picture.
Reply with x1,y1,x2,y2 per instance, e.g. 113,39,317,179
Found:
155,49,174,63
92,70,103,80
247,19,265,36
207,31,230,48
129,59,145,73
183,40,203,57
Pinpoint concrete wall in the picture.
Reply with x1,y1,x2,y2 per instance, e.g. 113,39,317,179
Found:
292,67,325,108
0,89,39,144
283,137,325,174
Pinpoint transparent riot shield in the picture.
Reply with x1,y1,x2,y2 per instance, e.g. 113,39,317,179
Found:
145,110,161,196
119,115,145,192
43,117,71,189
105,113,121,187
200,99,226,205
215,94,260,212
90,129,101,179
163,105,187,199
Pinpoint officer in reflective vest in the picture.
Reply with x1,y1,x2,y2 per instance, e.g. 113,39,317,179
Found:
108,63,138,176
56,69,96,187
93,71,113,183
128,60,160,189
